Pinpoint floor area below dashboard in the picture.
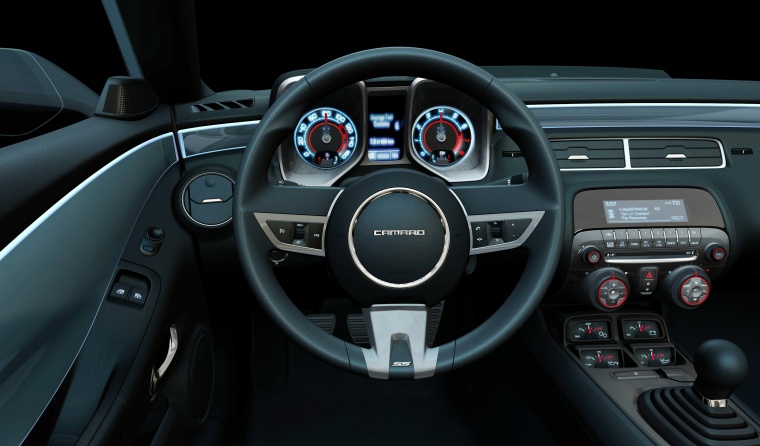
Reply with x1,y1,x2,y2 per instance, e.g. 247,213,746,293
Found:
234,310,590,446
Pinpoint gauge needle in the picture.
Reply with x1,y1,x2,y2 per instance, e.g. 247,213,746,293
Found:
651,351,655,361
598,353,602,363
321,113,331,144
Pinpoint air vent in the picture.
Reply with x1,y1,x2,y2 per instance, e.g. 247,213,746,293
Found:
629,139,723,168
191,99,254,113
551,139,625,169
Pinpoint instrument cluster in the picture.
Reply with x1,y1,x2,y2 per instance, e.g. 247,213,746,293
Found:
276,78,492,186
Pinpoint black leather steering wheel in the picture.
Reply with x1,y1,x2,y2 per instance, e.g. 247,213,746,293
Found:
234,47,563,379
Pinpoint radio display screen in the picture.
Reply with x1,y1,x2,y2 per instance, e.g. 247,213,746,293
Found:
603,199,689,224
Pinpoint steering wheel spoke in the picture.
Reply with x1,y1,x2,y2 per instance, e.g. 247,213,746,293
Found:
450,183,557,255
360,304,440,379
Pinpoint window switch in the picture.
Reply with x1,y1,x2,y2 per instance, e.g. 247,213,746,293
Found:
128,288,148,306
110,283,131,301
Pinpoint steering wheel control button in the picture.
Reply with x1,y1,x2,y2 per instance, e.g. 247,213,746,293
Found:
109,283,131,301
352,190,446,286
569,320,611,341
621,320,662,340
505,219,531,242
307,224,324,249
471,222,487,248
128,288,148,306
267,221,293,243
578,347,622,368
181,172,234,227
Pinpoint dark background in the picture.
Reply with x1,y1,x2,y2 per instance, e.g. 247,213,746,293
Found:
2,3,758,95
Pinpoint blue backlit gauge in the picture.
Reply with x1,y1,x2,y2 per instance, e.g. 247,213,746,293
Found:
294,107,358,169
411,106,474,166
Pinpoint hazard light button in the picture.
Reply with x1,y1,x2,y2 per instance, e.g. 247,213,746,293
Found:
638,267,658,295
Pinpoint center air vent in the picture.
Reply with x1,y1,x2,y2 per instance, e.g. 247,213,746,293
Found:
551,139,625,169
191,99,254,113
629,139,724,168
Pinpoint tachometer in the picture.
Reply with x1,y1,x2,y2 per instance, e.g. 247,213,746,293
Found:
411,105,474,166
294,107,358,168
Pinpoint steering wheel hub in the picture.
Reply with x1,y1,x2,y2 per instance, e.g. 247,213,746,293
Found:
349,187,449,288
325,169,470,307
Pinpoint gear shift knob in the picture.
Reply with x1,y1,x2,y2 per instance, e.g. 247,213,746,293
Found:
692,338,748,402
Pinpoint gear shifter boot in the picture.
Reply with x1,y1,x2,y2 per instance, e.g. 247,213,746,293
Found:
638,339,759,445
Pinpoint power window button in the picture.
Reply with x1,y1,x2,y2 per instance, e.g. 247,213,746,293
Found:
128,288,148,306
110,283,131,301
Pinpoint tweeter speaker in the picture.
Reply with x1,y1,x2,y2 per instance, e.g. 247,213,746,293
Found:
95,76,159,120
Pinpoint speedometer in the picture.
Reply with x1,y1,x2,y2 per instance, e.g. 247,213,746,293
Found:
294,107,358,169
411,105,474,166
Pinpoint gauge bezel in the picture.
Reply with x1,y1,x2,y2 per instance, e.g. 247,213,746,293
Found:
407,78,491,182
276,80,367,186
293,106,359,169
410,104,475,167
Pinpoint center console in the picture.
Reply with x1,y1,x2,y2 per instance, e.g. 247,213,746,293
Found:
538,186,760,445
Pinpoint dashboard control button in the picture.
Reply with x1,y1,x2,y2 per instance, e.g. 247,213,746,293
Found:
602,229,615,249
613,370,658,380
640,228,653,248
638,267,658,295
676,228,690,247
652,229,665,248
664,228,678,248
599,276,629,309
614,229,627,249
660,265,711,308
628,229,642,249
705,243,727,262
580,246,602,265
688,228,702,245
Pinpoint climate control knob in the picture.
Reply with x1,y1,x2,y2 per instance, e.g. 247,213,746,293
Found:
577,267,631,312
660,265,711,308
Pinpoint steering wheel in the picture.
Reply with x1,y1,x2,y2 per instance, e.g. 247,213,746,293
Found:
234,47,563,379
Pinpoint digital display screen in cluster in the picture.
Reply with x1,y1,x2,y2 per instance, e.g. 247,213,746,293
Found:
367,94,405,162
